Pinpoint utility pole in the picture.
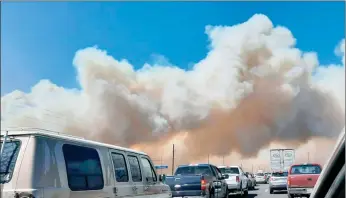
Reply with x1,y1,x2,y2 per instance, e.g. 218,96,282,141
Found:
172,144,175,175
208,154,210,164
160,155,163,174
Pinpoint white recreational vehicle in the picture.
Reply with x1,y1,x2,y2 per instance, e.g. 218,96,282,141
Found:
0,127,171,198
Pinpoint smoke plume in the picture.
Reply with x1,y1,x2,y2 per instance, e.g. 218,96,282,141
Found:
1,14,345,168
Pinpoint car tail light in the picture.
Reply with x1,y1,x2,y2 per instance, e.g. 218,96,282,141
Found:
287,177,291,186
201,176,206,191
236,176,240,183
271,177,275,181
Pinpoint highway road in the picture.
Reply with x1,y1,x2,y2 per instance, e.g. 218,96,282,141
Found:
247,183,289,198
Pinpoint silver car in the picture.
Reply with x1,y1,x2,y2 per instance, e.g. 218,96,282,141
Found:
255,172,266,184
269,171,288,194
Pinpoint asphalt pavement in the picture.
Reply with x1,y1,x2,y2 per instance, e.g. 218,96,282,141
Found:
247,183,288,198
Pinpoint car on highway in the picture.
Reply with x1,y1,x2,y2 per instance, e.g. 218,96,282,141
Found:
250,173,257,186
255,172,266,184
218,165,249,196
287,163,322,197
0,128,171,198
245,172,256,190
268,171,288,194
265,172,271,184
165,164,228,198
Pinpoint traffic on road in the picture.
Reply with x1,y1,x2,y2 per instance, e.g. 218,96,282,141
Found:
1,127,345,198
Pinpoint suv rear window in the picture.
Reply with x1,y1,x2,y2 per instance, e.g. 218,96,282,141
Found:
290,164,322,174
175,166,212,176
256,173,264,176
219,167,240,174
272,172,288,177
0,141,21,184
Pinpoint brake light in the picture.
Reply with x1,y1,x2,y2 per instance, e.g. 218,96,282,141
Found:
287,177,291,186
201,176,206,191
236,176,240,183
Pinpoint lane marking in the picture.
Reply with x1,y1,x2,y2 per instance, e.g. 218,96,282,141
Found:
265,189,268,192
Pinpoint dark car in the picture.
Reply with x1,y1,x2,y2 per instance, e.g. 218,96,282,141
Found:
165,164,229,198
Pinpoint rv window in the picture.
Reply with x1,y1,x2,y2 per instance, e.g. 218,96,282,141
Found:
140,157,157,182
111,153,129,182
0,141,21,184
127,155,142,182
63,144,104,191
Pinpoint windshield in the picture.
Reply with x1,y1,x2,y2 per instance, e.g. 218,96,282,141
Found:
175,166,212,176
290,165,322,175
272,172,288,177
219,167,240,174
0,141,21,184
256,173,264,176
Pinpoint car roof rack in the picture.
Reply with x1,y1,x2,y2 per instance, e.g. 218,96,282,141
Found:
0,127,85,140
0,127,147,155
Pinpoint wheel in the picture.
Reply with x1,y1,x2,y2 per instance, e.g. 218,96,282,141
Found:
208,187,215,198
269,188,273,194
287,194,295,198
243,189,248,196
209,192,215,198
224,189,229,198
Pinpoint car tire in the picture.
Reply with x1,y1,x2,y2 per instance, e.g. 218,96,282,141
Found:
209,191,215,198
269,188,273,194
224,189,229,198
287,194,295,198
243,189,248,196
209,187,215,198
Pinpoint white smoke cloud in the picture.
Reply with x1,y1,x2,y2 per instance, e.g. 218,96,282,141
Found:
1,14,344,162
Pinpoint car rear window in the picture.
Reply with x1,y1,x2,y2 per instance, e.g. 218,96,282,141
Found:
0,140,21,184
175,166,212,176
272,172,288,177
256,173,264,176
290,164,322,175
219,167,240,174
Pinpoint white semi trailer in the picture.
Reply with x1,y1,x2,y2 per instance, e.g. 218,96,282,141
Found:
270,149,295,172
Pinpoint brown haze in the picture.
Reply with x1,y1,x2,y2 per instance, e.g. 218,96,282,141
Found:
1,14,345,173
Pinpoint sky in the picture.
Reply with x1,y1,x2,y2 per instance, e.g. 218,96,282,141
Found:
1,1,345,95
1,2,345,167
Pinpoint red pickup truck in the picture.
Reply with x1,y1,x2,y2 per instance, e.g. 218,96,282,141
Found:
287,163,322,198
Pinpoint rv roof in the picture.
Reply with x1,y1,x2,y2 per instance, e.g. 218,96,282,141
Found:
1,127,147,155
